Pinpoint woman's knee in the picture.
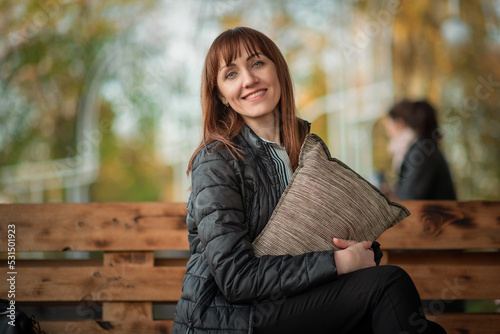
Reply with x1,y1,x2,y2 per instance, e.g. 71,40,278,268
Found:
370,265,417,293
378,265,412,280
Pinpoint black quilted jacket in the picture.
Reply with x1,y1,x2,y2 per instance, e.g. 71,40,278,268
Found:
396,138,457,200
172,124,339,334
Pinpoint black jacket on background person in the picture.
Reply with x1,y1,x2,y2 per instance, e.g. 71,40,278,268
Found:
396,137,462,313
396,138,457,200
172,123,340,334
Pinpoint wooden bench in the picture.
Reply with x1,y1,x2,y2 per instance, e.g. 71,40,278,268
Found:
1,201,499,333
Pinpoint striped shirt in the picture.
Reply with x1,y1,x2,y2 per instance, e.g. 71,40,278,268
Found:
260,138,293,193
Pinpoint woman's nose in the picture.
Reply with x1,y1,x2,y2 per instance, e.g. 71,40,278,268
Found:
242,69,258,87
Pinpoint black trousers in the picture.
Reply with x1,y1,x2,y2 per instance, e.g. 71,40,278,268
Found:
253,265,446,334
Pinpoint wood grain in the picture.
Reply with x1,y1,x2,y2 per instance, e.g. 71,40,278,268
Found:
0,202,189,251
102,251,155,321
103,251,155,267
4,263,496,302
38,320,174,334
2,201,499,251
431,313,500,334
2,266,185,302
378,200,500,249
36,314,500,334
102,302,153,321
400,264,500,300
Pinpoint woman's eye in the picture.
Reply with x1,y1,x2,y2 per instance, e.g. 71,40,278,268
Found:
253,61,263,67
226,72,236,79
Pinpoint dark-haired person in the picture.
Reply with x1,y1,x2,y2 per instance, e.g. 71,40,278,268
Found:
385,99,456,200
385,100,460,314
172,27,446,334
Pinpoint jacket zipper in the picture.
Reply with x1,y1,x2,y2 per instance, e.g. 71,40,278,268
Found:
261,141,282,199
185,277,216,333
185,321,193,334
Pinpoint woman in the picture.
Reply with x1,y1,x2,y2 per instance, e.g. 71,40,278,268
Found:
173,27,446,334
385,99,456,200
384,100,460,313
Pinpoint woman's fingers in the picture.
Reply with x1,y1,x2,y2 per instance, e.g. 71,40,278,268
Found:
333,238,372,250
361,240,373,249
333,238,356,249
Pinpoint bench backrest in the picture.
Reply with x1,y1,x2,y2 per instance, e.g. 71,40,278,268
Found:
1,200,499,333
1,202,189,333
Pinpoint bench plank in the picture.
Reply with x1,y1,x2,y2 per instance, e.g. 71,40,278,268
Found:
3,266,185,302
102,252,155,321
378,201,500,249
5,263,497,302
38,320,174,334
401,264,500,300
384,251,500,266
102,302,153,321
431,313,500,334
36,314,500,334
0,202,189,252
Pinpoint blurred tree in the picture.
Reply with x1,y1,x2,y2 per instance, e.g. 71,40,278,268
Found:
0,0,170,202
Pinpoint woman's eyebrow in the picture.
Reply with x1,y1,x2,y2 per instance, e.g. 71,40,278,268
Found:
247,52,262,60
219,63,234,72
219,52,263,72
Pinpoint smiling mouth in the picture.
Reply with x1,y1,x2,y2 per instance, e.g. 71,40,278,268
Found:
243,89,266,99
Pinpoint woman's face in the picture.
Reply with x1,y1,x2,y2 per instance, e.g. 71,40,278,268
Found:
384,116,407,139
217,44,281,127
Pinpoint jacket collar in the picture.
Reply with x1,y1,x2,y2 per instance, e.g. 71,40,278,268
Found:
237,124,266,151
237,119,311,150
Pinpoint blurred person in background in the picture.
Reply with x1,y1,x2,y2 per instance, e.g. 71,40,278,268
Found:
384,99,457,200
384,98,462,313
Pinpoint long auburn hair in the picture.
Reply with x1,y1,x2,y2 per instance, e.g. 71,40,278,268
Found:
187,26,307,174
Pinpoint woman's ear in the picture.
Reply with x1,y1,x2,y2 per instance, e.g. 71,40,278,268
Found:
219,95,229,107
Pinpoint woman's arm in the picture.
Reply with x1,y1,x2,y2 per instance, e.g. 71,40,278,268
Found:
189,152,338,304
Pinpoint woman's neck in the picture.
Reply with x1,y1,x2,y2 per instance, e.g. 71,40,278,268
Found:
245,109,281,144
388,127,418,172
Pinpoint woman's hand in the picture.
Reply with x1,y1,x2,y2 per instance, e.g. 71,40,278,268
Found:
333,238,376,275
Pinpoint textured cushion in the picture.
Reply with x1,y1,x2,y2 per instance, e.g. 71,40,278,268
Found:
252,133,409,257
